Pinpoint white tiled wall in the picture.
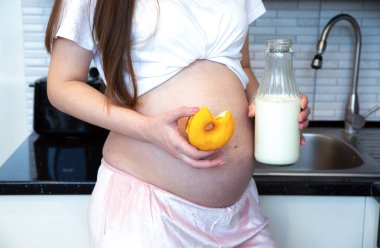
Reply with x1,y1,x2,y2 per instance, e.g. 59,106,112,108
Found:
22,0,52,130
21,0,380,131
249,0,380,120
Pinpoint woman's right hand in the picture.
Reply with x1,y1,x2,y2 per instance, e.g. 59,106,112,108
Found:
143,106,225,169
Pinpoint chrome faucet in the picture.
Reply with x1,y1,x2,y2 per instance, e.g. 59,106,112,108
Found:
311,14,364,134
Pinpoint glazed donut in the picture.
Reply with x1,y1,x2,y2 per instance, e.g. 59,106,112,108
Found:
185,106,236,151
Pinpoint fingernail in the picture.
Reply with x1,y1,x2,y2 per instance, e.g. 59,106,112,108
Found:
218,160,225,165
189,107,199,114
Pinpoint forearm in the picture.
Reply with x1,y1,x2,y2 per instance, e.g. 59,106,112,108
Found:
240,33,259,102
244,67,259,101
47,37,149,141
47,79,148,140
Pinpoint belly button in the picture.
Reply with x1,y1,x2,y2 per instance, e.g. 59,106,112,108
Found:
234,145,238,149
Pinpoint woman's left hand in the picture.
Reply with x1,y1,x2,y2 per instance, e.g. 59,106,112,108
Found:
298,94,311,144
298,94,310,130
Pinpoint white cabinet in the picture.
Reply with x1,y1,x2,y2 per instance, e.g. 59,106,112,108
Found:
363,197,380,248
0,195,91,248
259,196,379,248
0,195,378,248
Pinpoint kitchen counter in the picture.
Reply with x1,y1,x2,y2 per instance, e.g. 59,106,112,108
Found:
1,122,380,197
0,132,104,195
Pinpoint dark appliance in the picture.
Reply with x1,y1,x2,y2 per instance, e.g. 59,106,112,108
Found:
32,67,108,181
33,67,106,135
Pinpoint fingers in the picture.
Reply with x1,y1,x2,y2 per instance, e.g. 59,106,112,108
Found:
298,106,311,122
300,134,307,145
172,106,226,168
181,154,225,169
300,94,309,110
298,107,310,129
167,106,199,122
155,106,226,168
175,138,225,168
299,118,309,130
298,94,311,130
248,101,256,118
161,124,225,168
299,96,309,145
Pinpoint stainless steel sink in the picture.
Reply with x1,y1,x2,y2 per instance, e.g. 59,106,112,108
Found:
254,127,380,177
298,133,363,170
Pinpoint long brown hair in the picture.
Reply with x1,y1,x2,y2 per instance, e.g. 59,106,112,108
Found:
45,0,137,108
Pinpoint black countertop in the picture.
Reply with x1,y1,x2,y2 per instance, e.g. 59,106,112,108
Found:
0,133,103,195
1,122,380,197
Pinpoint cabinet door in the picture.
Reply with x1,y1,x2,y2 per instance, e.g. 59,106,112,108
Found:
363,197,380,248
259,195,366,248
0,195,91,248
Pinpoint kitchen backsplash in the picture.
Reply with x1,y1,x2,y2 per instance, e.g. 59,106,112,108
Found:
22,0,380,131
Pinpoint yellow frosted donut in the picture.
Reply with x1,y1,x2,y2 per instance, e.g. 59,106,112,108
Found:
185,106,236,151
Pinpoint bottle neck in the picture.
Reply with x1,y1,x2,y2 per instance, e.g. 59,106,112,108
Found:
267,39,292,52
265,51,294,70
265,39,294,75
257,39,299,99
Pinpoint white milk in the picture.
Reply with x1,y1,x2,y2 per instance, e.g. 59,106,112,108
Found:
254,95,300,165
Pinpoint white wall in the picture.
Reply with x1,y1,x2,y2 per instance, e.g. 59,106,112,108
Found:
250,1,380,120
0,0,29,165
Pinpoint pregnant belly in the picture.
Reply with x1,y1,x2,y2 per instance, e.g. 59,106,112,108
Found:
102,60,254,207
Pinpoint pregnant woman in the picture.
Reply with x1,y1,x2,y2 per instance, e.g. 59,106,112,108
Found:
45,0,309,247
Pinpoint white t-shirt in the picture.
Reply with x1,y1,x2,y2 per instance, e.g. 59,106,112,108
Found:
56,0,266,96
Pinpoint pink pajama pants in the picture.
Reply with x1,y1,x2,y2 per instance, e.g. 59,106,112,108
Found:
89,159,277,248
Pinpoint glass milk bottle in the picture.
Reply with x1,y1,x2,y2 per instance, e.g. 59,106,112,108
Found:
254,39,300,165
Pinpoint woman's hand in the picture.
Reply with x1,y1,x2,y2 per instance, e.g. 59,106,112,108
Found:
247,97,256,118
298,94,310,129
248,94,311,144
143,106,225,169
298,94,311,144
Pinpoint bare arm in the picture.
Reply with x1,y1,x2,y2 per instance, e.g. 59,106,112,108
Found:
241,35,259,104
47,38,224,167
47,38,150,140
241,34,260,118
